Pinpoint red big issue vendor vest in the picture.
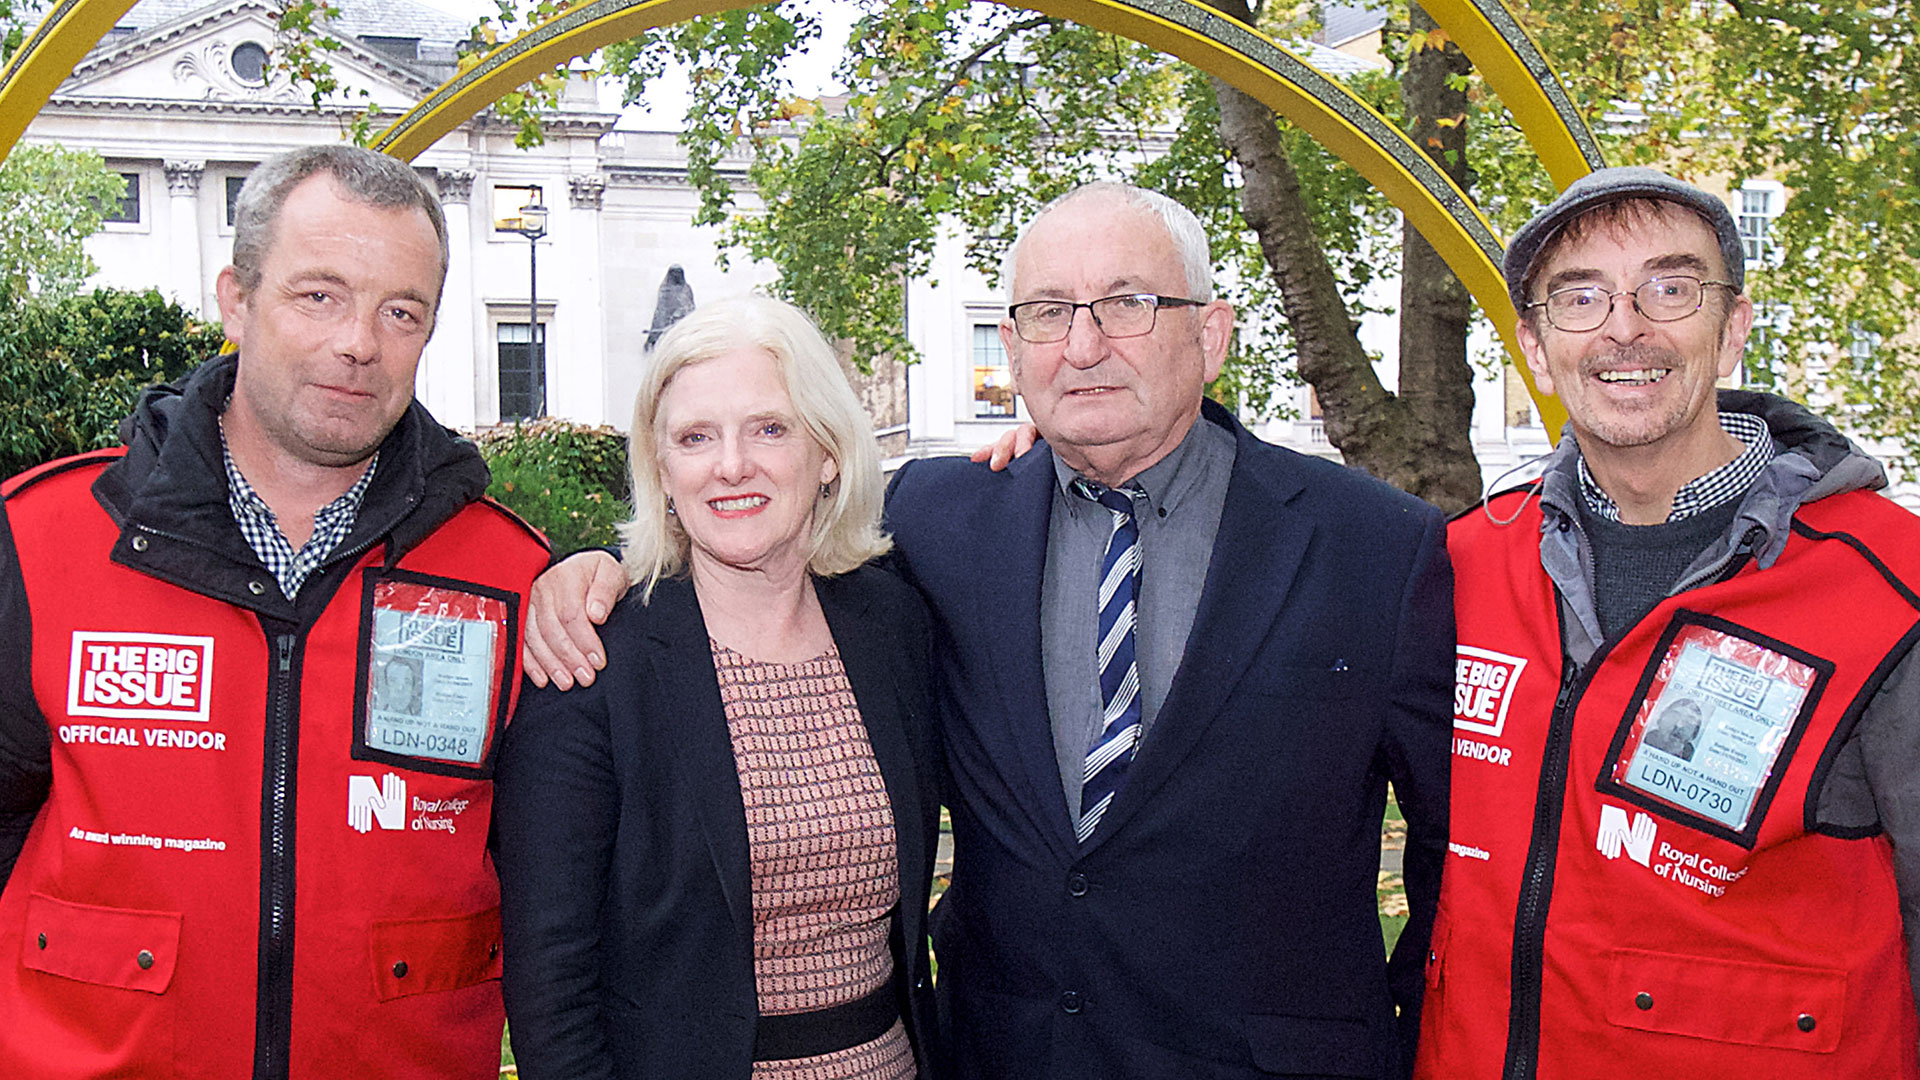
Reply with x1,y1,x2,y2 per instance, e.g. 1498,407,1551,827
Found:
0,451,549,1079
1417,485,1920,1079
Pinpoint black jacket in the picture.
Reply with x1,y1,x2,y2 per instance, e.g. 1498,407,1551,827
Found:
495,567,944,1080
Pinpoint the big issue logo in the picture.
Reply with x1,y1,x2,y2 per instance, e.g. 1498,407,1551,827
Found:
61,631,225,750
1453,645,1524,768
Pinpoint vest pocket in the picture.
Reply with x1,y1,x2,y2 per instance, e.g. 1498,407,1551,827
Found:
1604,947,1844,1051
17,893,180,1075
22,892,182,993
369,906,504,1001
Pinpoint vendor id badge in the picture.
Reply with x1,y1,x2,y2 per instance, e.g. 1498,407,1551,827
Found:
353,569,518,778
1601,614,1830,845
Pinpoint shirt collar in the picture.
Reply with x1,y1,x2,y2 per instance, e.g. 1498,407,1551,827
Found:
1576,411,1776,523
1051,414,1211,519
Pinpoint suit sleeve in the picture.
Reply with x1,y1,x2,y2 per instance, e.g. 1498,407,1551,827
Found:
0,500,53,890
494,671,621,1080
1378,507,1455,1073
1853,641,1920,1012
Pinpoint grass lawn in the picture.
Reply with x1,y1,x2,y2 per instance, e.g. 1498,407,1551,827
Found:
1379,791,1409,954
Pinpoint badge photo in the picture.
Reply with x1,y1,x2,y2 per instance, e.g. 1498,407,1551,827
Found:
351,568,519,779
1597,612,1831,847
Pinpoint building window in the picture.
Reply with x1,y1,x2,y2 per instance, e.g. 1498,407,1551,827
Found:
1850,324,1881,366
497,322,546,421
100,172,141,223
493,185,543,232
225,174,249,227
231,40,268,84
1738,184,1781,265
971,324,1015,417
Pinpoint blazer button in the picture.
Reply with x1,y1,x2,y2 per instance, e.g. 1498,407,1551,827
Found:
1634,992,1653,1011
1797,1013,1817,1033
1066,872,1089,897
392,961,409,978
1060,990,1082,1014
137,950,155,970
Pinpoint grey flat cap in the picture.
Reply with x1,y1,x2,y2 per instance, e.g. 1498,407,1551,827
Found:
1503,166,1745,312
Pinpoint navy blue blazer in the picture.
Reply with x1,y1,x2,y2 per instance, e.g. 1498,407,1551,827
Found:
885,401,1453,1080
494,566,942,1080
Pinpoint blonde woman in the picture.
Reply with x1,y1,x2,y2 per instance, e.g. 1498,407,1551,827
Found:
496,296,940,1080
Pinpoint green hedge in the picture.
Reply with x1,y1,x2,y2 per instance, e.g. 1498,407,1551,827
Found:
476,419,632,551
0,288,222,478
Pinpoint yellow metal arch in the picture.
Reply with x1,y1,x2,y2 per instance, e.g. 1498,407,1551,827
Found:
0,0,142,154
1421,0,1603,188
369,0,1578,431
1,0,1600,433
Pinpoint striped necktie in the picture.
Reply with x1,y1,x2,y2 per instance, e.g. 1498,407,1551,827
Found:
1072,478,1144,843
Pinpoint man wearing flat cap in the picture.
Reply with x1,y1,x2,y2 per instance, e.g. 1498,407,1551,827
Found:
1415,166,1920,1077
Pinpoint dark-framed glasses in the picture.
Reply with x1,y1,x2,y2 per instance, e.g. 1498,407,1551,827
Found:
1007,293,1205,343
1526,275,1737,333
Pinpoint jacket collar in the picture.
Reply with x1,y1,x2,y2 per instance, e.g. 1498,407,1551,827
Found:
92,352,491,617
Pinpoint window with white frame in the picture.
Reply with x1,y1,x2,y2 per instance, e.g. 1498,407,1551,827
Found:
492,185,543,232
1738,182,1782,265
496,322,546,421
972,323,1016,417
99,172,141,224
225,174,248,228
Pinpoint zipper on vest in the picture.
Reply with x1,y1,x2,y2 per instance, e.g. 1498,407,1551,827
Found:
253,632,300,1080
1501,621,1591,1080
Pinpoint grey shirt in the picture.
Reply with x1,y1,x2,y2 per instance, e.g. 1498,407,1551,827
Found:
1042,414,1236,828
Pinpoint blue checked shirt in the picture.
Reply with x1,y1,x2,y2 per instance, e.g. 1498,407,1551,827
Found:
221,431,377,600
1578,411,1775,523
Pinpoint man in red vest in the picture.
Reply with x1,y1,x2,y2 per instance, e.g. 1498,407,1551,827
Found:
0,145,550,1078
1418,166,1920,1077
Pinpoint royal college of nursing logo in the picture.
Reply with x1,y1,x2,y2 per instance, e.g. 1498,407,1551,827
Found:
67,632,214,722
348,772,407,834
1453,645,1526,738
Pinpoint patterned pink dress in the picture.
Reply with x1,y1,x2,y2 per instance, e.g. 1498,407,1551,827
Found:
714,642,916,1080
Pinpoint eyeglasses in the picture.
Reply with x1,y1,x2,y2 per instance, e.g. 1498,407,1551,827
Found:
1007,293,1205,343
1525,275,1737,333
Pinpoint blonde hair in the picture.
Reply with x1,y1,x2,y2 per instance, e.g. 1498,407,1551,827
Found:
619,295,891,598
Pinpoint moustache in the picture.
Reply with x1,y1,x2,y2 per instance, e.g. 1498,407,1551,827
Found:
1582,343,1682,377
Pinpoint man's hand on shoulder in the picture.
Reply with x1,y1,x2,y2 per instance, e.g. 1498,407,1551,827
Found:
967,423,1041,471
523,550,625,690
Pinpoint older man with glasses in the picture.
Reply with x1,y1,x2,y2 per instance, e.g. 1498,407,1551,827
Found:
1417,166,1920,1079
524,181,1457,1080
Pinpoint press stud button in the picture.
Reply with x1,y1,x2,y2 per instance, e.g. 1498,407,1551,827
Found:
393,961,409,978
137,950,154,970
1634,992,1653,1011
1797,1013,1816,1033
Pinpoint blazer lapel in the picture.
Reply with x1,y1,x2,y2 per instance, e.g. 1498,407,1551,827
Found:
641,582,755,942
977,449,1080,857
1082,419,1313,850
820,574,927,931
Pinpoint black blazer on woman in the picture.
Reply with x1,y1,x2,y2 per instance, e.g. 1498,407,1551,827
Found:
495,565,942,1080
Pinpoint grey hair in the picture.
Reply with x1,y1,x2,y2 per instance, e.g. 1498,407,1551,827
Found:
619,295,891,600
230,144,449,308
1001,182,1215,302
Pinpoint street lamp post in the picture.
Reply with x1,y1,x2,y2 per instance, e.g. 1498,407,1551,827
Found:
510,199,548,419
